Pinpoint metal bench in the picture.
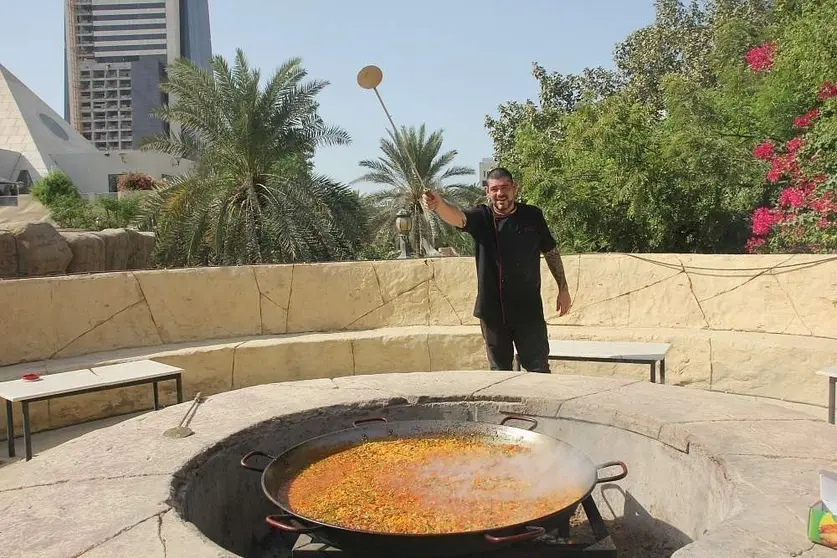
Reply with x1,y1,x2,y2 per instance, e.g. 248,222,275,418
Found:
514,340,672,384
0,360,184,461
816,367,836,424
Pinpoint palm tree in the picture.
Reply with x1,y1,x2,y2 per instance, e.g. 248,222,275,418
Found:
137,49,362,266
355,124,476,256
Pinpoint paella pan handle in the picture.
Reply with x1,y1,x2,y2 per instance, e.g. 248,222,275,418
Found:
265,514,321,534
484,525,545,544
240,450,276,473
499,414,539,431
595,460,628,483
352,417,388,427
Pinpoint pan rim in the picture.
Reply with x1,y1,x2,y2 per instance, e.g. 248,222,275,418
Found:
258,418,599,538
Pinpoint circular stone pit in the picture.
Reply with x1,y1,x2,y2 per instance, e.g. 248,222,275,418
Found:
2,371,836,558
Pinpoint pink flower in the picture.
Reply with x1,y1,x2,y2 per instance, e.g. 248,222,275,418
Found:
785,137,803,154
818,81,837,101
817,217,830,230
745,42,776,72
745,237,766,253
751,207,780,235
753,141,775,161
777,187,806,208
766,159,784,183
793,108,820,129
811,193,836,214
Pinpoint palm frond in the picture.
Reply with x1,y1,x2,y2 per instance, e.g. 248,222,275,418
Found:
140,51,361,266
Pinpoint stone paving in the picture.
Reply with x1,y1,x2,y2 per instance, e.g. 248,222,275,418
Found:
1,371,835,557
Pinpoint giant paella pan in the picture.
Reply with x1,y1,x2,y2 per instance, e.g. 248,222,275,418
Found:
241,415,628,557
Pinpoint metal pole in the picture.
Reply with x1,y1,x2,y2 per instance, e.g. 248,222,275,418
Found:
371,87,426,192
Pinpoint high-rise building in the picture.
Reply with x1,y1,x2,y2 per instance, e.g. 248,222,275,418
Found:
478,157,496,183
64,0,211,152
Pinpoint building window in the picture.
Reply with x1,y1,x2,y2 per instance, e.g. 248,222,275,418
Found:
108,173,125,193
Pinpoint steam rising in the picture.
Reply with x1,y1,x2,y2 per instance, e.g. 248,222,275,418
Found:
395,443,590,505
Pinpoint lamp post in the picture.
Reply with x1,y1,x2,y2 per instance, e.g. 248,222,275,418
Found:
395,208,413,259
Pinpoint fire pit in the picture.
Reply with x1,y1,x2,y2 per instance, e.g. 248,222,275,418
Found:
240,415,628,557
2,371,829,557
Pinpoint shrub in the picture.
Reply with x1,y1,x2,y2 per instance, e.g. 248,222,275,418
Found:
31,170,79,206
117,172,155,192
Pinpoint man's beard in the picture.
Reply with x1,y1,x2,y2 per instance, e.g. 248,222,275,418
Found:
491,199,516,216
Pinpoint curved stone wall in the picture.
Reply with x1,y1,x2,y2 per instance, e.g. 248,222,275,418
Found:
1,254,835,437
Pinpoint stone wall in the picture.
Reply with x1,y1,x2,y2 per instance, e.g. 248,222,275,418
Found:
1,254,836,409
0,222,154,278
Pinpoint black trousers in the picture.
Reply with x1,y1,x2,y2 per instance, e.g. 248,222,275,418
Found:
479,319,551,373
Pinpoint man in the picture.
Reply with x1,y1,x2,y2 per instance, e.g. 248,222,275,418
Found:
423,167,571,372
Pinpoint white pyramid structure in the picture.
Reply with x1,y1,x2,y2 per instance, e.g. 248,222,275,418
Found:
0,63,98,183
0,63,191,195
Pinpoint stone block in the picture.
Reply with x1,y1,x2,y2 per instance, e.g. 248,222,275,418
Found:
126,229,155,269
286,262,384,332
232,335,353,389
135,266,261,343
94,227,131,270
50,273,160,359
151,342,237,398
351,330,430,374
62,231,105,273
426,326,486,371
0,228,17,276
253,264,293,335
709,330,837,406
3,221,71,276
428,257,478,325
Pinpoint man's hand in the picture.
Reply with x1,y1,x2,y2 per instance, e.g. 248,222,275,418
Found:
423,189,467,228
423,189,440,211
556,288,572,316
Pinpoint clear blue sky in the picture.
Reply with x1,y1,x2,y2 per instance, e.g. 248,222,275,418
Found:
4,0,655,192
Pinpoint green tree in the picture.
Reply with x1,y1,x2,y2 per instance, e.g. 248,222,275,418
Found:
354,125,475,256
138,49,362,266
484,0,795,253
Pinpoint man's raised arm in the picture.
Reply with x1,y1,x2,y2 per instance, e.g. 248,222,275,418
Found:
423,190,466,229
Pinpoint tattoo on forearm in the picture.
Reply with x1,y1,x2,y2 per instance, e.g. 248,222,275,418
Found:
544,248,568,291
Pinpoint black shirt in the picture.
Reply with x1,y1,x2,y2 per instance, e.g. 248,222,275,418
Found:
458,203,557,326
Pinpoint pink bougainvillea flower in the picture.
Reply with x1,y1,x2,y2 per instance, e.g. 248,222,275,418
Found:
811,193,836,214
793,108,820,129
753,141,774,161
745,42,776,72
818,81,837,100
777,187,806,208
817,217,830,230
785,137,803,154
751,207,780,235
745,237,766,253
765,154,799,183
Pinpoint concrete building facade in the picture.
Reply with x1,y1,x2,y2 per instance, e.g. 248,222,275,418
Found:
64,0,212,151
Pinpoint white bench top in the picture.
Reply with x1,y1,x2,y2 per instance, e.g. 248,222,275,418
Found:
0,360,183,402
816,367,837,379
517,340,671,362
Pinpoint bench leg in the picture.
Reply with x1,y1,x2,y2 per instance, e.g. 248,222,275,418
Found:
829,377,836,425
176,375,183,404
649,362,657,383
6,399,14,458
659,359,666,385
152,382,160,411
22,401,32,462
